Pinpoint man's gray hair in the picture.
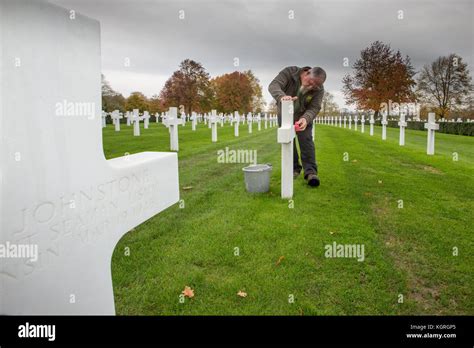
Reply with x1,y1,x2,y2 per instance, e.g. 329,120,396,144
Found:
309,67,326,82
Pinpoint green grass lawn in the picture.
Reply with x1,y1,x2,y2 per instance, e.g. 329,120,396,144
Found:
104,120,473,315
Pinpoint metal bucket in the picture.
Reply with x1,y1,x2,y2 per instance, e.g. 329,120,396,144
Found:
242,163,272,193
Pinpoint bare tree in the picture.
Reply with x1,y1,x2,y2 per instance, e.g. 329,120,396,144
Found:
267,100,277,114
321,91,340,116
416,54,472,119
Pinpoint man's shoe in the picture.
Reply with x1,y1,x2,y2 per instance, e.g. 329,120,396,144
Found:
293,171,301,179
306,174,320,187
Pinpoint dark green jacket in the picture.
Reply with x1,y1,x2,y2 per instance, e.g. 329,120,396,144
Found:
268,66,324,124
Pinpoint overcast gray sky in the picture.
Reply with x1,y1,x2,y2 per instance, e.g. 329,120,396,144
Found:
52,0,473,110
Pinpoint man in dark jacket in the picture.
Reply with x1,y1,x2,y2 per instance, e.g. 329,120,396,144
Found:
268,66,326,187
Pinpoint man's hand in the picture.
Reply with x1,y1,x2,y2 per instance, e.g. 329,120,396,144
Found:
281,95,298,101
296,118,307,131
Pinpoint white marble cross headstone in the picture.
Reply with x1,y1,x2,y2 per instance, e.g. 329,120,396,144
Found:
143,111,150,129
361,115,365,133
191,112,197,131
369,113,375,136
343,116,347,128
111,110,122,132
248,113,253,133
102,111,107,128
132,109,141,136
277,101,296,199
0,0,180,315
210,110,218,142
164,107,182,151
381,113,388,140
162,112,169,128
354,115,358,131
125,111,131,126
234,111,240,137
424,112,439,155
398,112,407,146
348,116,352,129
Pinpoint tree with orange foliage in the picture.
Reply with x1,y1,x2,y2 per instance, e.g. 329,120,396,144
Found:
342,41,415,117
211,71,253,113
160,59,213,114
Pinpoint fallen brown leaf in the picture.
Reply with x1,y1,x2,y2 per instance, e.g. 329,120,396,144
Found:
182,186,193,190
276,256,285,266
182,286,194,298
237,290,247,298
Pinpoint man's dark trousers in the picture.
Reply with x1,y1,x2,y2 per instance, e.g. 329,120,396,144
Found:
294,123,317,177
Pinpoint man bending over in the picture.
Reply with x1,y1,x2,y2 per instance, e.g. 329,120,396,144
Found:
269,66,326,187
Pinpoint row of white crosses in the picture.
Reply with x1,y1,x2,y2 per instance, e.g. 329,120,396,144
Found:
439,117,472,123
104,108,295,138
103,109,166,134
316,112,440,155
317,115,374,135
198,111,277,130
183,110,278,143
104,106,280,153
